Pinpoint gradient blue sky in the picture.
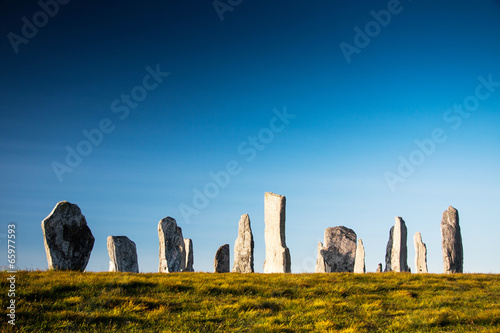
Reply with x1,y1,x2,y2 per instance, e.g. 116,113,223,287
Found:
1,0,499,273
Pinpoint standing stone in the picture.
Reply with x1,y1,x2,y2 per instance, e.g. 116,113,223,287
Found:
214,244,230,273
354,238,366,273
384,227,394,272
376,263,383,273
414,232,428,273
441,206,463,273
184,238,194,272
263,192,291,273
107,236,139,273
41,201,95,271
158,217,186,273
385,217,409,272
315,241,327,273
315,226,357,273
233,214,254,273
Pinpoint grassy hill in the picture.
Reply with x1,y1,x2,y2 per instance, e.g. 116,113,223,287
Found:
1,271,499,332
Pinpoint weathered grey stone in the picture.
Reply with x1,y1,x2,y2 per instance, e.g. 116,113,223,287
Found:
263,192,291,273
354,238,366,273
384,226,394,272
376,263,383,273
184,238,194,272
158,217,186,273
41,201,95,271
315,226,357,273
441,206,463,273
214,244,230,273
107,236,139,273
414,232,428,273
385,217,409,272
315,241,327,273
233,214,254,273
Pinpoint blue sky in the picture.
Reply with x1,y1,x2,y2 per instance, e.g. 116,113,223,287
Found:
1,0,499,273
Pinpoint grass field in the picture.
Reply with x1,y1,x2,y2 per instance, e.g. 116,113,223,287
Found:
1,271,499,332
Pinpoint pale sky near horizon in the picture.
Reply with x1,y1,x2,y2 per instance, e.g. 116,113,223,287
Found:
1,0,499,273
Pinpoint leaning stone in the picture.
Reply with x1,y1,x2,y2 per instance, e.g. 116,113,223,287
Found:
316,226,357,273
233,214,254,273
354,238,366,273
263,192,291,273
385,217,409,272
158,217,186,273
107,236,139,273
184,238,194,272
441,206,463,273
214,244,230,273
414,232,428,273
41,201,95,271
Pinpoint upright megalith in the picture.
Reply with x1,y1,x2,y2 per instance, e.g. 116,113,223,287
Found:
376,263,383,273
158,217,186,273
184,238,194,272
384,226,394,272
354,238,366,273
233,214,254,273
214,244,230,273
107,236,139,273
41,201,95,271
385,217,409,272
315,226,357,273
414,232,428,273
441,206,463,273
263,192,291,273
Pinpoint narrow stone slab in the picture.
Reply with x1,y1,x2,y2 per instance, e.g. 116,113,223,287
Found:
384,226,394,272
107,236,139,273
263,192,291,273
41,201,95,271
376,263,383,273
158,217,186,273
316,226,357,273
214,244,230,273
354,239,366,273
385,217,409,272
441,206,463,273
184,238,194,272
414,232,428,273
233,214,254,273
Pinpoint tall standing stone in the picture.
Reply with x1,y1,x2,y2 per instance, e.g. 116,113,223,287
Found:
214,244,230,273
41,201,95,271
263,192,291,273
158,217,186,273
315,226,357,273
385,217,409,272
354,238,366,273
184,238,194,272
384,226,394,272
233,214,254,273
441,206,463,273
414,232,428,273
107,236,139,273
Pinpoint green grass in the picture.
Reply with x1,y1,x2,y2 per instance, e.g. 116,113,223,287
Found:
1,271,499,332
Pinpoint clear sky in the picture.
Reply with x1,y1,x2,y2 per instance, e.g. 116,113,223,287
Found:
1,0,499,274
